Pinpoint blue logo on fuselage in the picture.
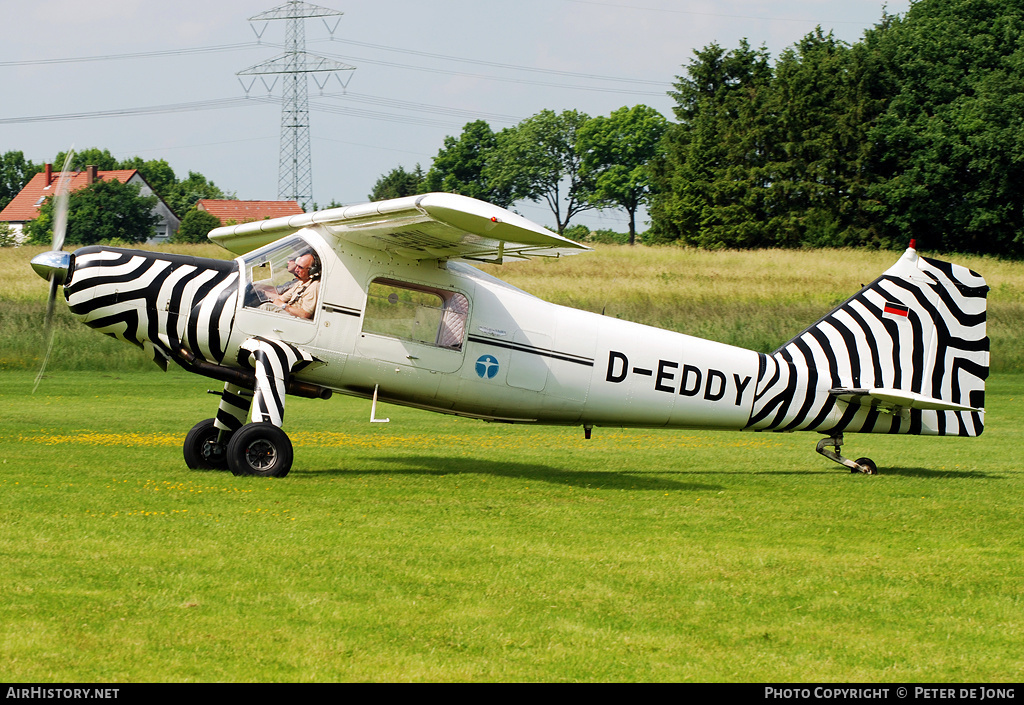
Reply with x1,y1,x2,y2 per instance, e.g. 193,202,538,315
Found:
475,354,500,379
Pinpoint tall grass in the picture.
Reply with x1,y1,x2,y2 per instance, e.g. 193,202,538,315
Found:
3,244,1022,372
483,246,1024,371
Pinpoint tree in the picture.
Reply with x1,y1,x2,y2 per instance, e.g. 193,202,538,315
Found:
171,208,223,244
165,171,229,216
577,105,669,244
369,164,425,201
649,40,776,248
488,109,594,234
0,222,17,247
53,147,120,172
864,0,1024,255
424,120,514,207
118,157,178,200
1,150,43,211
25,178,159,246
767,28,870,247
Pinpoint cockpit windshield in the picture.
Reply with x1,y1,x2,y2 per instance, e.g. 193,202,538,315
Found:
241,236,322,320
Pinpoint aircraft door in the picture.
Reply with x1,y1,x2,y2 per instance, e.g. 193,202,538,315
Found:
355,278,470,385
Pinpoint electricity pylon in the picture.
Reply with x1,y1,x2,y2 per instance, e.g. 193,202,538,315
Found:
238,1,355,208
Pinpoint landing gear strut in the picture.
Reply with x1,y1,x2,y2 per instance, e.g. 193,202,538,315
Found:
816,434,878,474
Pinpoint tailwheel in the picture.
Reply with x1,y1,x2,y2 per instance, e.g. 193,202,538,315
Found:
815,434,879,475
183,418,230,471
226,422,293,478
855,457,878,475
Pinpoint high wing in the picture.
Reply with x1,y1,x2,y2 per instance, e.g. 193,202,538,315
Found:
208,192,591,262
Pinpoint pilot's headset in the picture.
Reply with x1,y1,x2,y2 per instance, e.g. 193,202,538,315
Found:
307,256,321,280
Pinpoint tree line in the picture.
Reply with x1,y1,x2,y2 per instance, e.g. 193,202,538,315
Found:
374,0,1024,256
649,0,1024,256
368,105,667,244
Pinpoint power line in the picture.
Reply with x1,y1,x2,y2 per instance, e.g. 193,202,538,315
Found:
0,93,499,130
318,37,670,86
0,96,278,124
313,49,668,97
0,42,261,67
323,92,522,123
560,0,877,25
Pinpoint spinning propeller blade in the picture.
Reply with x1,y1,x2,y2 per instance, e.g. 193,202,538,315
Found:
33,148,75,393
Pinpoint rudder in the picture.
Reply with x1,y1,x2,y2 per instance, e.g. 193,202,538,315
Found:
745,245,988,437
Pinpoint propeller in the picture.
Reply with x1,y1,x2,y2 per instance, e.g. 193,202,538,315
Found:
30,148,75,393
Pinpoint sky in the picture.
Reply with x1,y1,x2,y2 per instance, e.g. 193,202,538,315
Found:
2,0,911,232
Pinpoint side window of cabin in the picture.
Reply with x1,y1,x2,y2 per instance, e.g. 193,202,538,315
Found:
362,278,469,350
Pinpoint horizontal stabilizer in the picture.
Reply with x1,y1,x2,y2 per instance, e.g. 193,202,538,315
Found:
208,192,590,262
830,388,981,413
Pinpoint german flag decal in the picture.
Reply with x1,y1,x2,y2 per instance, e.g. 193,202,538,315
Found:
883,301,910,319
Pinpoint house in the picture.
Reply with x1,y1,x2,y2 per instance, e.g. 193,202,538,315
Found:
0,164,181,245
196,199,304,225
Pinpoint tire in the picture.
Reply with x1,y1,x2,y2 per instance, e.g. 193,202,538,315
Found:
183,418,229,470
855,457,878,475
226,423,293,478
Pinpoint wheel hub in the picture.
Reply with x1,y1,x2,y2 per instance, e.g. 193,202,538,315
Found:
244,439,277,470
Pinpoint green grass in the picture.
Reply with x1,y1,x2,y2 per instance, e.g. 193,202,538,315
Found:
3,243,1023,681
2,369,1022,682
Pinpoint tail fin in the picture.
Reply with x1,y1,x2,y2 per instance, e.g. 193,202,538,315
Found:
745,246,989,437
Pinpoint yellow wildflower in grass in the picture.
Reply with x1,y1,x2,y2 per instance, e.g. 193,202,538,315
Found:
19,428,783,452
21,431,180,447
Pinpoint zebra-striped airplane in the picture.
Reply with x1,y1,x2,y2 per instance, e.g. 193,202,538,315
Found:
30,193,989,478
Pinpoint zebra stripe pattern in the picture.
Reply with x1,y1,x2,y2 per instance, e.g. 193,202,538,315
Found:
66,247,240,368
214,382,253,434
237,337,317,426
745,248,988,437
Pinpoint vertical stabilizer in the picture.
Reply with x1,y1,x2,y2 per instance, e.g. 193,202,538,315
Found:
746,246,989,436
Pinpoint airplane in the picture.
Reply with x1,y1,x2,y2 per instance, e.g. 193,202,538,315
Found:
30,192,989,478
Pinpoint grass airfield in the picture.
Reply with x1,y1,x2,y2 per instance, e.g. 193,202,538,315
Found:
2,243,1022,682
2,369,1022,682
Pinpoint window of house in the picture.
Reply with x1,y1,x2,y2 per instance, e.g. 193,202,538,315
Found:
362,278,469,349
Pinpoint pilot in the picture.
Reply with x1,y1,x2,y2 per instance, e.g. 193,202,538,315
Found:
274,250,311,295
262,252,320,319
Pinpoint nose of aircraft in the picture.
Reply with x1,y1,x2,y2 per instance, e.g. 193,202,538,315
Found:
30,250,72,284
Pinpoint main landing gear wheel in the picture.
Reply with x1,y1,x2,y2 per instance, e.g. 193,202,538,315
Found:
226,422,293,478
183,418,230,471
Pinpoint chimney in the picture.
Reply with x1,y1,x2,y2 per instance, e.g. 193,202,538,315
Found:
45,163,52,187
86,165,98,184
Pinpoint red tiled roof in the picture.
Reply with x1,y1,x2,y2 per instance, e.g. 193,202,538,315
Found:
0,169,138,223
196,200,304,224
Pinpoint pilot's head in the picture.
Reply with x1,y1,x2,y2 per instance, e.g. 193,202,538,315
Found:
294,253,317,282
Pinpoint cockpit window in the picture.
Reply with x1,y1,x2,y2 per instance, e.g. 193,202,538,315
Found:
241,236,321,320
362,278,469,349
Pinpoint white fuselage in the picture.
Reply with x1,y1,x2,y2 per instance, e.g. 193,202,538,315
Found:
225,227,762,430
